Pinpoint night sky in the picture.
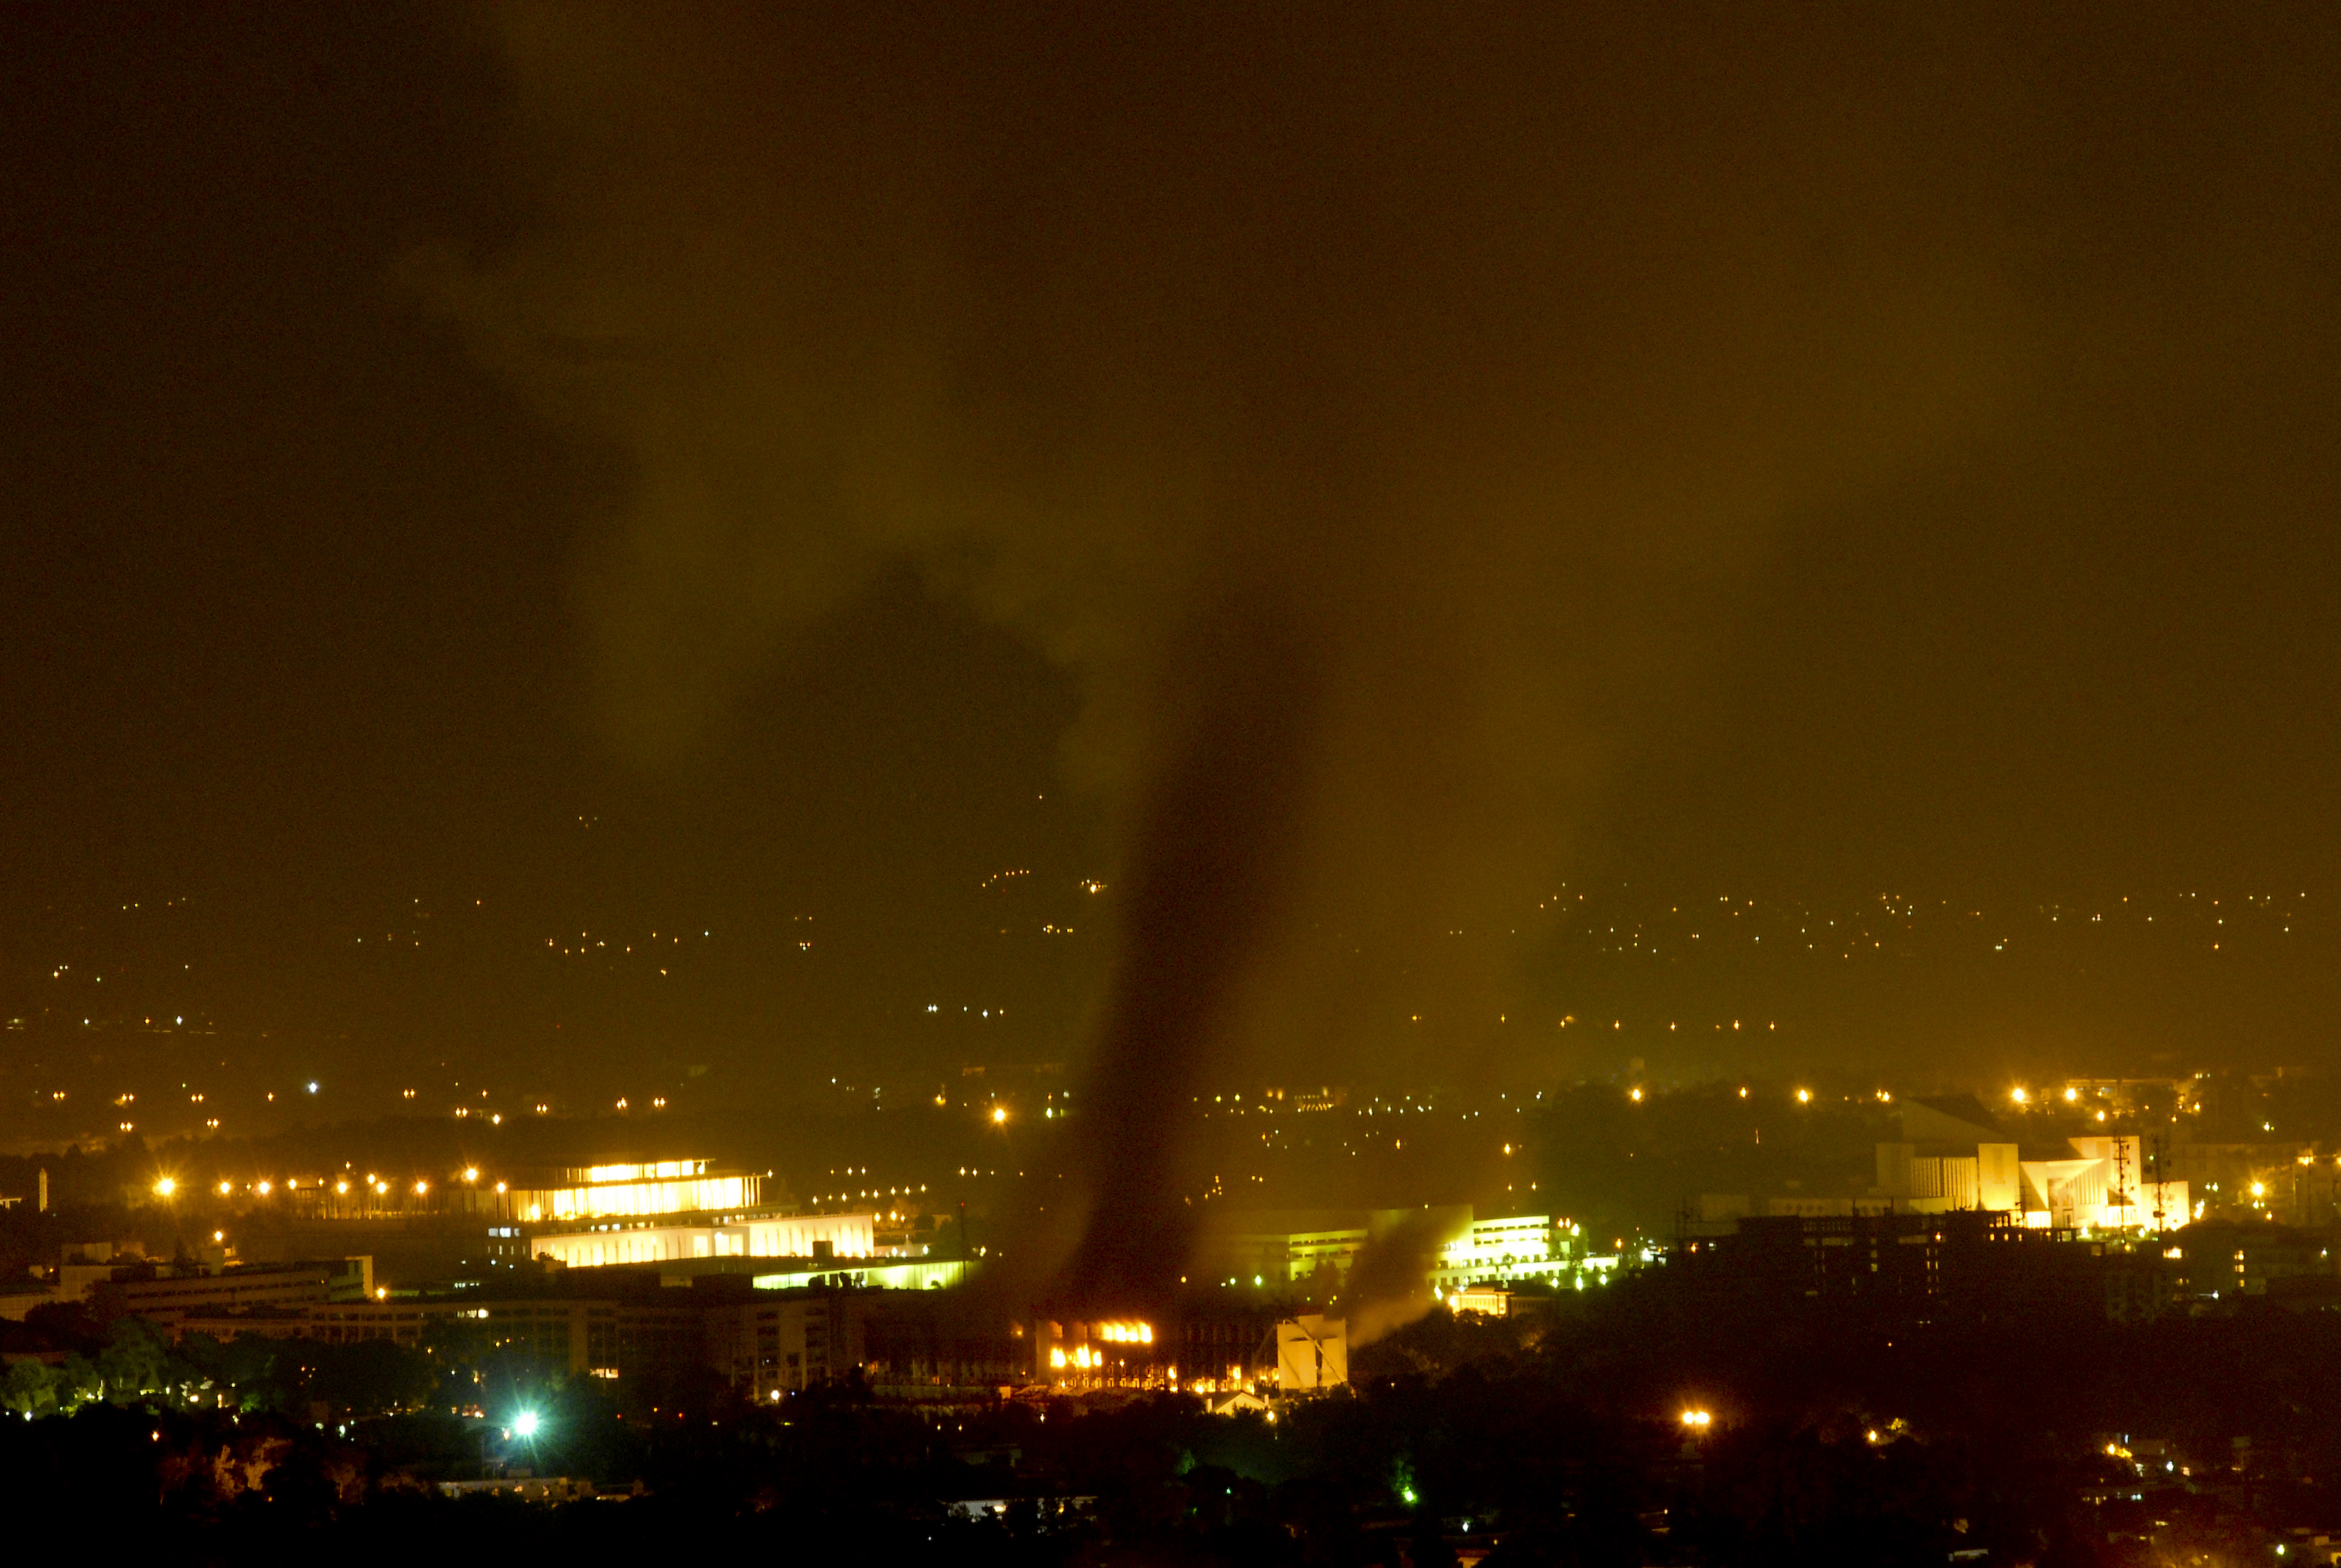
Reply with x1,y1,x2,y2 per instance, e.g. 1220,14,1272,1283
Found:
5,5,2340,1144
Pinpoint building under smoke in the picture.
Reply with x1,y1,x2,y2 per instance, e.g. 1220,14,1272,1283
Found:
1190,1204,1593,1298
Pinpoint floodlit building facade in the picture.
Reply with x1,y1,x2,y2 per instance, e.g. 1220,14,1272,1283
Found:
1276,1314,1347,1392
1431,1214,1581,1293
507,1157,941,1275
531,1210,876,1268
750,1258,966,1292
1864,1099,2188,1232
2022,1136,2188,1231
505,1160,759,1223
1872,1095,2023,1214
1194,1205,1585,1295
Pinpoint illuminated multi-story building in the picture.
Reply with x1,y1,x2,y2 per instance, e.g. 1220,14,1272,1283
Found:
505,1160,759,1223
531,1210,876,1268
508,1160,942,1277
1430,1214,1581,1293
1872,1096,2024,1214
1870,1101,2190,1230
1193,1205,1583,1295
2022,1135,2189,1232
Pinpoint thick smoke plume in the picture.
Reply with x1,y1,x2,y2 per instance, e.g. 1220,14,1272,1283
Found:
434,3,2053,1297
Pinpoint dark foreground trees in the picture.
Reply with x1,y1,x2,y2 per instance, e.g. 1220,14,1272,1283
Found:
8,1281,2341,1563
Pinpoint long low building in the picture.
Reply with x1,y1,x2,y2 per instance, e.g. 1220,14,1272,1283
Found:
167,1275,997,1400
504,1160,761,1223
1192,1205,1586,1296
530,1210,878,1268
180,1289,741,1383
84,1258,375,1332
750,1258,966,1293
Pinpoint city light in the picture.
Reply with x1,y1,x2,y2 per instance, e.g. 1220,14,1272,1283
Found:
10,21,2333,1553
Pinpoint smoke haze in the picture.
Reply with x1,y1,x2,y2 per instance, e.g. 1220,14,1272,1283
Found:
424,3,2331,1288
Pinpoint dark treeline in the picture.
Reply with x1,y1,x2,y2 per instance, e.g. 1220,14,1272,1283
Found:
8,1266,2341,1563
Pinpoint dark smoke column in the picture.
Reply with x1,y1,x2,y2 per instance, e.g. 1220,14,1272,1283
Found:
1061,591,1319,1306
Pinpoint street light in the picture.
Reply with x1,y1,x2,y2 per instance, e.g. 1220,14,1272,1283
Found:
512,1410,540,1438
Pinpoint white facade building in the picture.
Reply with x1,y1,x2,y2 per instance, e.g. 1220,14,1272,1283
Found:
533,1210,876,1268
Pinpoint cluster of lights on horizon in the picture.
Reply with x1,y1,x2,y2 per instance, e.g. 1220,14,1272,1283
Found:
155,1166,504,1203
